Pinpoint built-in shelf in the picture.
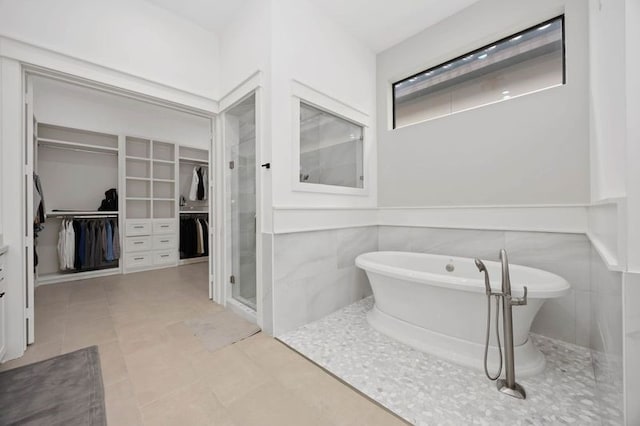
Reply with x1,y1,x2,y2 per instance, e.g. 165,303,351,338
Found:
154,178,175,183
126,197,151,201
126,155,151,162
126,177,151,181
180,210,208,214
38,138,119,154
152,159,174,164
154,198,175,202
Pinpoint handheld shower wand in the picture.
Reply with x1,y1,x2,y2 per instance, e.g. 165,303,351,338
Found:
474,258,502,381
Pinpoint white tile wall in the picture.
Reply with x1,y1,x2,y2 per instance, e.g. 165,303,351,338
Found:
623,272,640,425
272,226,377,335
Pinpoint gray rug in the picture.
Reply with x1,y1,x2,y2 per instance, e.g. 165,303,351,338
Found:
184,310,261,352
0,346,106,426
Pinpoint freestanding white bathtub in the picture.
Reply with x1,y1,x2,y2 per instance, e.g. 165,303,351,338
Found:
355,251,570,377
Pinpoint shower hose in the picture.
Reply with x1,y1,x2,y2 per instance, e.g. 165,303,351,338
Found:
484,293,503,381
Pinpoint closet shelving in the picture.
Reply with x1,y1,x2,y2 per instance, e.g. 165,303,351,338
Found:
178,146,209,265
36,123,122,285
123,138,179,271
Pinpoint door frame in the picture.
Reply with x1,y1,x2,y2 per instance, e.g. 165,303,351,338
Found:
216,72,265,327
0,36,219,361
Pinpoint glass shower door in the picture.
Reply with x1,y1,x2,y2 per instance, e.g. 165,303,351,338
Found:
225,94,257,310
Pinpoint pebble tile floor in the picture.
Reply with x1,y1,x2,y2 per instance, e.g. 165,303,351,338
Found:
280,297,624,426
0,265,406,426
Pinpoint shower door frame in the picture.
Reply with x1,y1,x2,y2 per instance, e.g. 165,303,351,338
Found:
216,72,264,326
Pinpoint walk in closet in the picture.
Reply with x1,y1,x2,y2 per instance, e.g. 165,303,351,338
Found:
28,76,212,289
35,124,121,284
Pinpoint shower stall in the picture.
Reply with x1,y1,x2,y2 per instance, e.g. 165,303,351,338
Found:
224,94,257,311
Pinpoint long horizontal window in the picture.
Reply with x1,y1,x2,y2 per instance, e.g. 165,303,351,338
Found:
393,16,565,129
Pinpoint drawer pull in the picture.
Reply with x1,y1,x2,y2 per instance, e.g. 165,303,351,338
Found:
160,240,169,243
134,241,144,245
134,257,145,261
0,292,5,298
160,225,169,228
160,254,170,258
134,225,144,229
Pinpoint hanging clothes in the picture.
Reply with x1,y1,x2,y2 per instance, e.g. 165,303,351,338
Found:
105,221,114,262
201,219,209,255
33,173,46,231
196,218,204,255
189,166,199,201
112,220,120,260
56,219,76,271
202,167,208,201
188,166,208,201
196,168,205,201
56,218,119,272
179,214,209,259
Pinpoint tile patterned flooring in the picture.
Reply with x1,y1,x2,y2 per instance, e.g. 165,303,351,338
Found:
0,265,405,426
280,297,623,426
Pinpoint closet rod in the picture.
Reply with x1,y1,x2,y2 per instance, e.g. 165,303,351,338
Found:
48,212,119,219
180,160,209,166
40,144,118,156
47,214,118,219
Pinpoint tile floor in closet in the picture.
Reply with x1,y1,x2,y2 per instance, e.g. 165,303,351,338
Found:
0,264,405,426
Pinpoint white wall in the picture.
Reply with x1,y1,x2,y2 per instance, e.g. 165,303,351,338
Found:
377,0,590,207
269,0,377,209
0,0,220,99
589,0,627,202
33,77,211,147
219,0,271,98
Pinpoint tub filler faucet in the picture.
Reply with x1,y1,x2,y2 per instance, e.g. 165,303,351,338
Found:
474,249,528,399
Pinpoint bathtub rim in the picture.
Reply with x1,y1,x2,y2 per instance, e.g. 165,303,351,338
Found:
356,251,571,299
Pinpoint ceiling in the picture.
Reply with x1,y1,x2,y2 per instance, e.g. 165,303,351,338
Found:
308,0,481,52
145,0,479,52
145,0,250,33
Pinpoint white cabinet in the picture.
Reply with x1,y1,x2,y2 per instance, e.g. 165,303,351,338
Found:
0,248,7,362
124,219,177,272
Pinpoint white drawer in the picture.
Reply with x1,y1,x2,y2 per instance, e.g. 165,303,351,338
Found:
125,252,152,269
125,236,151,252
153,250,176,265
152,234,176,250
126,220,151,236
153,220,176,235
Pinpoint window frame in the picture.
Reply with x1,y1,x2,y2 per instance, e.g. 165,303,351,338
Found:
291,80,371,196
391,14,566,129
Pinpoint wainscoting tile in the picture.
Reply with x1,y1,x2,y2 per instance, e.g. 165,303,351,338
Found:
261,233,274,335
623,273,640,425
274,230,337,282
531,289,576,344
377,226,413,251
575,290,591,348
273,278,309,334
273,227,379,336
305,267,359,323
589,247,623,356
337,227,378,269
407,227,506,261
505,231,590,291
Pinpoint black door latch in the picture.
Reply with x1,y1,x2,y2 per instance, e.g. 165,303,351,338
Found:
261,163,271,169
